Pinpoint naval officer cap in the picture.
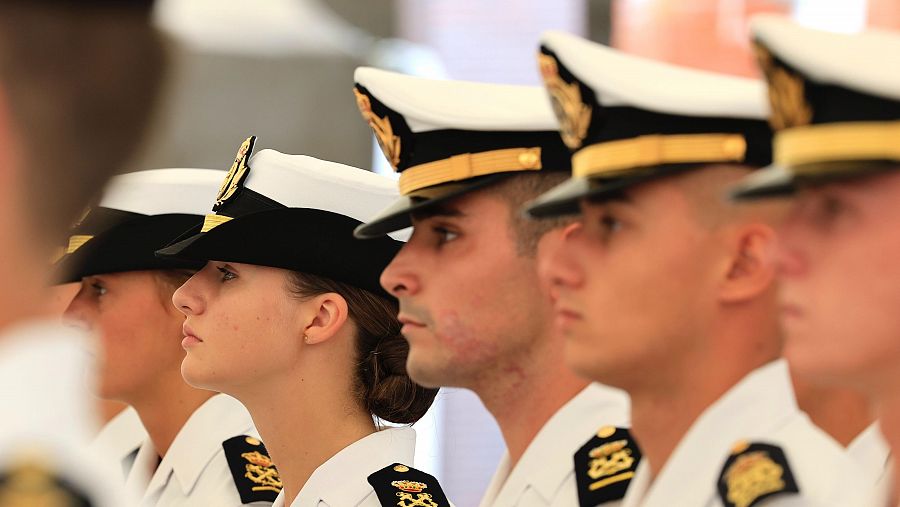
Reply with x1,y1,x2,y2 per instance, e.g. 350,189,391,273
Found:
526,31,773,218
351,67,572,238
156,136,404,297
55,168,223,284
731,16,900,200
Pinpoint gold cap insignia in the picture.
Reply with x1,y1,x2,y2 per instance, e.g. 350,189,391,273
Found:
754,43,812,131
354,88,402,171
214,136,256,211
539,52,592,150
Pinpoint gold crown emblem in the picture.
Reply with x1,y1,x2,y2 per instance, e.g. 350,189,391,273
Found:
241,451,274,468
391,480,428,493
354,88,402,170
539,52,592,150
589,439,628,459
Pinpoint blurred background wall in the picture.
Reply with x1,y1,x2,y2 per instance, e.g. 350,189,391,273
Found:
118,2,900,505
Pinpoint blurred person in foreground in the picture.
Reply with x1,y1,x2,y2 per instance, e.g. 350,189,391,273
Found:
529,30,869,506
0,1,166,504
732,16,900,506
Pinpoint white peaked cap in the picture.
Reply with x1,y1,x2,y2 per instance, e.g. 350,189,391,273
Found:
540,30,769,119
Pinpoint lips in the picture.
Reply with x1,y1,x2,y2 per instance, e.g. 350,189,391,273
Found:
779,302,804,319
182,323,202,342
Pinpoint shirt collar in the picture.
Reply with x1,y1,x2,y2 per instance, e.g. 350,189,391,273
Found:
91,407,147,462
294,427,417,506
642,359,798,506
482,383,631,504
145,394,255,496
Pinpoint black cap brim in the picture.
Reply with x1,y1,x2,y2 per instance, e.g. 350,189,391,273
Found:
731,160,899,201
158,208,402,297
353,174,511,239
54,214,206,284
526,167,690,218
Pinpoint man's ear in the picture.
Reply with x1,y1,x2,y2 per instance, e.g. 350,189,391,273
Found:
302,292,350,345
718,222,778,303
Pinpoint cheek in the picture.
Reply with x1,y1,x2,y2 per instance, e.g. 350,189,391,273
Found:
184,293,297,387
432,309,491,362
784,230,900,387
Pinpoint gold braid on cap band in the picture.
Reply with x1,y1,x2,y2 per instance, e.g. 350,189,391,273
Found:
201,214,233,233
572,133,748,178
66,235,94,254
398,147,543,196
776,121,900,173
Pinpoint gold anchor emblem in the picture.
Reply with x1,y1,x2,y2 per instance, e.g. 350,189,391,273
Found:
396,491,439,507
241,450,282,493
587,439,636,480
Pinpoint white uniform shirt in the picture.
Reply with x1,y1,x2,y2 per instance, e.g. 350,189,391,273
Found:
272,426,418,507
848,422,891,484
125,393,272,506
621,359,871,507
91,406,147,480
479,383,631,507
0,321,132,506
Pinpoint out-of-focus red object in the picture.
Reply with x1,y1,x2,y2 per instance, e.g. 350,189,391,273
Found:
611,0,789,77
869,0,900,30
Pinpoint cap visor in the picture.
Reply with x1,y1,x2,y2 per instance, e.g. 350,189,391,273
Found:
354,175,510,239
524,177,591,219
730,165,797,201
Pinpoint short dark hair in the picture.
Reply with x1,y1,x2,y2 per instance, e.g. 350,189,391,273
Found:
485,171,573,255
0,3,166,245
286,271,438,424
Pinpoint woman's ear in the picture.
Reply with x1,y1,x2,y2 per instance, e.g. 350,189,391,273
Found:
718,222,778,303
302,292,349,345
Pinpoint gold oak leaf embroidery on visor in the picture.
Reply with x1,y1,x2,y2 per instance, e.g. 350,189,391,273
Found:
539,52,591,150
355,88,402,170
753,44,813,131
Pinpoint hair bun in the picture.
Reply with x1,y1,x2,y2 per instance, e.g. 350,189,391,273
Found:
364,332,437,424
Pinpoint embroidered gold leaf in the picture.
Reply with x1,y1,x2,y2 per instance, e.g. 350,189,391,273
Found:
354,88,402,170
754,44,813,131
539,53,592,149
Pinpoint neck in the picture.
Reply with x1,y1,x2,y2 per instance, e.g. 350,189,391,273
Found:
475,338,588,468
128,375,215,457
233,367,376,506
627,315,777,476
794,380,874,447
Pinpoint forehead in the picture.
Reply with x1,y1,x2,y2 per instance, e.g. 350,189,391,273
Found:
410,188,512,223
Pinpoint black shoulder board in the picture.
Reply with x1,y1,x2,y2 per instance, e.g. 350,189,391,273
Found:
222,435,283,504
717,441,799,507
368,463,451,506
573,426,641,506
0,458,92,507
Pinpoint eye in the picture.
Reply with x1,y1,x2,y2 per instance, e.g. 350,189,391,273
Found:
600,213,622,233
90,281,107,296
217,266,237,282
433,226,459,245
803,192,850,230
